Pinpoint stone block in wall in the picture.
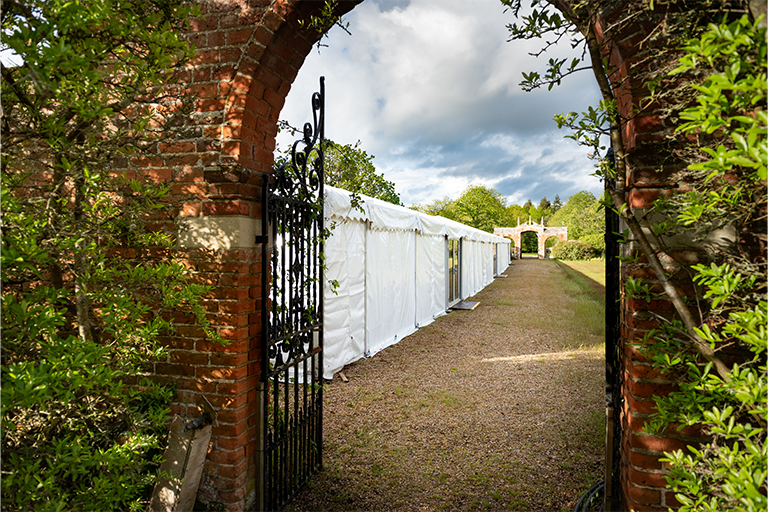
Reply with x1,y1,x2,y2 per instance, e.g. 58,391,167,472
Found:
177,215,261,250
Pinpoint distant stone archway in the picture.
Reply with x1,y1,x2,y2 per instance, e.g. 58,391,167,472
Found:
495,221,567,259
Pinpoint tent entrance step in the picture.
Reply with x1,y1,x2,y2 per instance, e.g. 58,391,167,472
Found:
449,300,479,311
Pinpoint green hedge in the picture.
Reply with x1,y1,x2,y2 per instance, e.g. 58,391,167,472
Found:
551,240,595,260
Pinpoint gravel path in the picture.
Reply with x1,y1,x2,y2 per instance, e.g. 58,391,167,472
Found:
287,258,606,512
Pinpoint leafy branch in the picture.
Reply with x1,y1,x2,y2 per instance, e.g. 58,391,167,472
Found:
506,2,766,509
298,0,352,52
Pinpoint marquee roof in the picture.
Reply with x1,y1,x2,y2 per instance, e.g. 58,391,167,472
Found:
324,186,510,244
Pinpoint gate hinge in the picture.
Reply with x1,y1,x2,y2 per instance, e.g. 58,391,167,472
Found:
255,235,268,244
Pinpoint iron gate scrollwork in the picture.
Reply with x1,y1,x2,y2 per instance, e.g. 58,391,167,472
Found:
260,77,325,511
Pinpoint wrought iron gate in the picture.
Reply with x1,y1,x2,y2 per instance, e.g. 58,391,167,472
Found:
259,78,325,511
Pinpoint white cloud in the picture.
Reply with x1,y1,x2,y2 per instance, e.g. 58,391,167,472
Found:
278,0,605,207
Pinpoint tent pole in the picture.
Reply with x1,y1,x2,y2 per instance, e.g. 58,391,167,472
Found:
445,236,449,310
364,222,369,357
459,238,463,300
414,233,418,329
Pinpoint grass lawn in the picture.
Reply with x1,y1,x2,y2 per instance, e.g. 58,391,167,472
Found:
556,259,606,287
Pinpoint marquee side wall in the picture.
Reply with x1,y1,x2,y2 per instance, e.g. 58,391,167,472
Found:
323,187,510,379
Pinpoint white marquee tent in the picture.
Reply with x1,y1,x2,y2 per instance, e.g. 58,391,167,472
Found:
322,186,511,379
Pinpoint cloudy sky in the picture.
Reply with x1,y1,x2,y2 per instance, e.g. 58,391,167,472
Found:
277,0,605,208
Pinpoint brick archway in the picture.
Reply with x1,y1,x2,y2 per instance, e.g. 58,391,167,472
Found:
156,2,364,509
182,0,362,179
494,222,567,259
151,1,730,510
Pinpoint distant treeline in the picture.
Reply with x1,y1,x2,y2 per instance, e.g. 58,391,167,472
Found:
410,185,605,256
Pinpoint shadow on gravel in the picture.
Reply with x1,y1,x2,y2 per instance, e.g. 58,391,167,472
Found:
287,259,606,512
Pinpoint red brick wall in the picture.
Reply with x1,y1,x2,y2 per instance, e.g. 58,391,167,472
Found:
149,1,360,510
157,247,261,508
593,5,710,510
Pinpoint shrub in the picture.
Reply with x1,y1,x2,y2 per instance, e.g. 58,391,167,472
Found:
580,233,605,256
0,0,219,509
551,240,594,260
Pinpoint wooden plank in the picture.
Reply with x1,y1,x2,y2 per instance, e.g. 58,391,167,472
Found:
149,416,213,512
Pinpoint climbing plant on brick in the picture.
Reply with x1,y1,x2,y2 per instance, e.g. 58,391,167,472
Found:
1,0,222,509
504,0,766,509
635,15,766,511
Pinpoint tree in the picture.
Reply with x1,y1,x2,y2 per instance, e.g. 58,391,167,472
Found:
505,203,528,226
521,231,538,253
505,2,765,510
579,233,605,257
450,185,507,233
548,191,603,240
552,194,563,212
1,0,219,509
503,197,557,227
324,139,401,205
520,198,545,224
522,198,533,211
538,197,554,224
410,196,456,218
